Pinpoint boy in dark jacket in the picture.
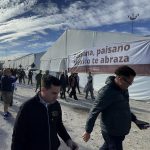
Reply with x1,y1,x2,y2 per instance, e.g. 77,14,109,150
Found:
82,65,149,150
11,75,78,150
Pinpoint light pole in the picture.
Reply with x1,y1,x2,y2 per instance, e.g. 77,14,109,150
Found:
5,49,7,61
128,13,139,33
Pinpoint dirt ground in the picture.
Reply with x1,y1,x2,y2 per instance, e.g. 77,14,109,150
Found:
59,101,150,150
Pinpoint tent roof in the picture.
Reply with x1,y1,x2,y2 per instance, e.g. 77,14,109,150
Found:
41,29,150,61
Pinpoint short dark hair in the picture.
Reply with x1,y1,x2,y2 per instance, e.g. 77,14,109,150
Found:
41,75,61,89
114,65,136,77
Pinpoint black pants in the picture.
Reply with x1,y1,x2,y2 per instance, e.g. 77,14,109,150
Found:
69,87,78,100
22,77,25,84
28,78,32,85
85,88,94,99
99,132,125,150
35,82,41,92
60,87,66,99
76,83,80,93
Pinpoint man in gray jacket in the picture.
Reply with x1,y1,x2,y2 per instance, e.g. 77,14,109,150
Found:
82,65,149,150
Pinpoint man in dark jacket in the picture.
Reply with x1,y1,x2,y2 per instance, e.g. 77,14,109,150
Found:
1,69,17,119
11,75,78,150
82,65,149,150
59,72,68,99
69,73,78,100
35,70,42,92
28,70,33,85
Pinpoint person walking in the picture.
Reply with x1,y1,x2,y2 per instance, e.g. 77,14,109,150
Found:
59,72,68,99
1,69,17,119
28,70,33,85
69,73,78,100
20,69,26,84
82,65,149,150
42,70,50,78
11,75,78,150
85,72,95,100
75,73,81,94
35,70,42,92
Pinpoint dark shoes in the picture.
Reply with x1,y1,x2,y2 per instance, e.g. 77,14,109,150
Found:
74,97,78,100
3,112,11,119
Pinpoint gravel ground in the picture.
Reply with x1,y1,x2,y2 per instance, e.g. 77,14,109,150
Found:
0,83,149,150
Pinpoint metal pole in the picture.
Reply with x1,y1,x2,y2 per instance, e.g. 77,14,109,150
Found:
132,20,133,33
128,13,139,33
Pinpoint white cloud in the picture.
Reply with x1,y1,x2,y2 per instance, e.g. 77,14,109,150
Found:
0,51,29,60
0,0,38,22
27,41,54,48
136,27,150,35
0,0,149,44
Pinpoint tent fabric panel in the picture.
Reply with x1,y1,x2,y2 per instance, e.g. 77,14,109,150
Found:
34,52,45,69
94,32,150,46
79,73,150,101
28,54,34,67
50,59,62,72
41,32,66,61
40,60,51,71
67,30,94,55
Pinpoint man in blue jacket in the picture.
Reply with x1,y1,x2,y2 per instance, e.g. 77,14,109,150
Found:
82,65,149,150
1,68,17,119
11,75,78,150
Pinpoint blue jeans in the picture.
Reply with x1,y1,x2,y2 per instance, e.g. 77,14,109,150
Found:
99,132,125,150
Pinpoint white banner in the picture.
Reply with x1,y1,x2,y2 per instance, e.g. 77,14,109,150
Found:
68,40,150,68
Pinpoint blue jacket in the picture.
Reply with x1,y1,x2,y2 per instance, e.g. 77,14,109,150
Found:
1,75,17,92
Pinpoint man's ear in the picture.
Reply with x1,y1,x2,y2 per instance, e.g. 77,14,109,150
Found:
41,87,46,92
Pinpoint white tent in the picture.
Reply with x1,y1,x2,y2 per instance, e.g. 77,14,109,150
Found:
5,52,45,70
3,60,13,68
41,29,150,101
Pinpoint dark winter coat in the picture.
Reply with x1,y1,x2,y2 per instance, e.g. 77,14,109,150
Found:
85,76,137,136
60,74,68,88
35,73,42,83
11,94,71,150
1,75,17,92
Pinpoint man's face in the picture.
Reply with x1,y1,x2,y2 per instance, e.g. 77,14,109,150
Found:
117,76,134,90
41,85,60,103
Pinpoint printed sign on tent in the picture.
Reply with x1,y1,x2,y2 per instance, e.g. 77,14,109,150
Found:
68,40,150,75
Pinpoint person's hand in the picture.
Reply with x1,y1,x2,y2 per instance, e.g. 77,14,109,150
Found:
134,119,150,130
82,131,90,142
66,139,79,150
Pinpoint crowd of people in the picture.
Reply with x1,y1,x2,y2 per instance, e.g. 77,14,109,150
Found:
0,66,149,150
59,71,95,101
0,68,94,119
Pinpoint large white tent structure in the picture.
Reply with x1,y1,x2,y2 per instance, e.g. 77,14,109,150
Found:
41,29,150,101
3,51,45,70
0,60,5,69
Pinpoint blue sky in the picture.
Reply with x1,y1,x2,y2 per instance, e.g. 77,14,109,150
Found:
0,0,150,60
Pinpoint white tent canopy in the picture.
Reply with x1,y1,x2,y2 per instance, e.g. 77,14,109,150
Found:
41,29,150,101
3,51,45,70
